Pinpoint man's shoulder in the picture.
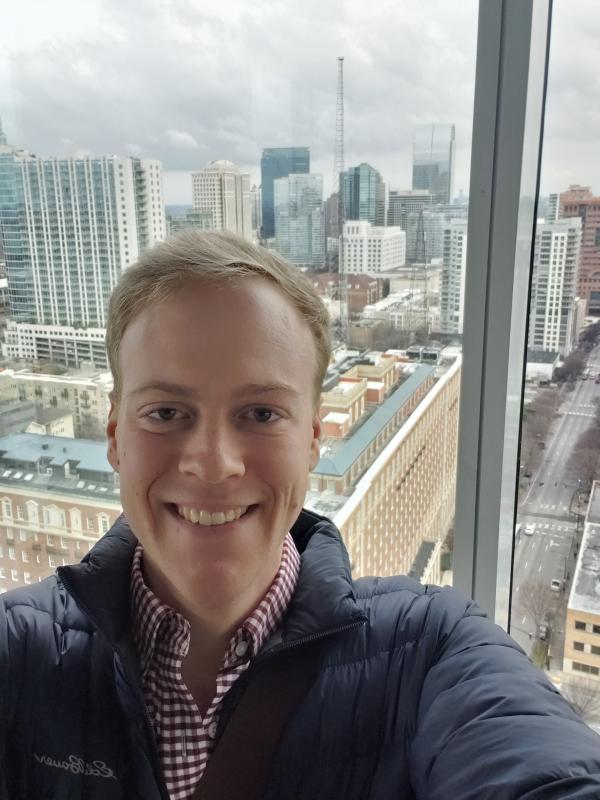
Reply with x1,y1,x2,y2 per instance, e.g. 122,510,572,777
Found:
0,572,89,633
352,575,502,651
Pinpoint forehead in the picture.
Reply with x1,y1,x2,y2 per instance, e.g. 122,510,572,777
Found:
119,278,317,395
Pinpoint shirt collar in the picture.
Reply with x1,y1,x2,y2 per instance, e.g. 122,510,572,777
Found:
130,533,301,677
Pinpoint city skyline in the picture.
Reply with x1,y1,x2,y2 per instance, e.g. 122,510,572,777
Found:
2,2,597,204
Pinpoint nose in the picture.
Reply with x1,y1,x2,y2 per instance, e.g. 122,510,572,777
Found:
177,419,245,484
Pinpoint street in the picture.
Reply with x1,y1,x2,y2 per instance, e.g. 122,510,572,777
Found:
511,351,600,666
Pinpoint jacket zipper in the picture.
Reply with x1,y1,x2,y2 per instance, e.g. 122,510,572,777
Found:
215,615,367,740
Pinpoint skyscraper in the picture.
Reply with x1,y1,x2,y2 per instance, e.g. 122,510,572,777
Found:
560,185,600,314
387,189,432,229
191,160,251,240
0,150,165,333
440,218,468,335
342,163,386,225
260,147,310,239
274,174,324,267
528,218,581,355
412,124,456,205
0,145,165,367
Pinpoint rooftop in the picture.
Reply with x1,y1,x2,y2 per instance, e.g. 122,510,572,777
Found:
314,365,434,477
527,349,560,364
568,482,600,616
0,433,120,504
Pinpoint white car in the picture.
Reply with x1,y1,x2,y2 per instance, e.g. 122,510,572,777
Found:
523,525,535,536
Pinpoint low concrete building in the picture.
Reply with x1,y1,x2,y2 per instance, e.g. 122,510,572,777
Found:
563,482,600,680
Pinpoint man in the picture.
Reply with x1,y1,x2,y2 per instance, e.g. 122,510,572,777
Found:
1,230,599,799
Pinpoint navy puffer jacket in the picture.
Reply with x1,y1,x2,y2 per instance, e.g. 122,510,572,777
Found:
1,509,600,799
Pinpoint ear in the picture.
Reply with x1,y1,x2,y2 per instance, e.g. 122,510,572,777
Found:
106,393,120,472
309,408,323,472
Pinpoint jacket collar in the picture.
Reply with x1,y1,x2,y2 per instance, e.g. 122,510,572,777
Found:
58,509,364,649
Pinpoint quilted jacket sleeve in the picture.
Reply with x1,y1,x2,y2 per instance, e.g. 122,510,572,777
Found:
409,587,600,799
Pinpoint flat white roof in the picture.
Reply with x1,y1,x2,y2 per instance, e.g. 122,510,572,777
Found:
323,412,350,424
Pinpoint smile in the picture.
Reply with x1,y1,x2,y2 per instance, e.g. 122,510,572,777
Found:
175,505,249,526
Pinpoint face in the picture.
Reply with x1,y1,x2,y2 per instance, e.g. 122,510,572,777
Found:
107,278,322,619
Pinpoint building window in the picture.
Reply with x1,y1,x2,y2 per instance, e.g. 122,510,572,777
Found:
575,621,586,631
2,498,13,519
0,568,5,579
573,641,584,652
573,662,600,676
21,550,29,563
23,572,31,585
8,547,15,560
98,514,110,535
591,645,600,656
593,625,600,635
10,569,18,582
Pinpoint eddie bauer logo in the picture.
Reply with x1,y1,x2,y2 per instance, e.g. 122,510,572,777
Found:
34,753,117,779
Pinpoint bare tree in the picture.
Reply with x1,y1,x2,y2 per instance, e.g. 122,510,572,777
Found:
518,579,556,630
555,350,586,383
560,676,600,721
567,445,600,488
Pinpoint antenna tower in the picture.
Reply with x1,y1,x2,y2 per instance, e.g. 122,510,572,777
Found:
333,56,348,344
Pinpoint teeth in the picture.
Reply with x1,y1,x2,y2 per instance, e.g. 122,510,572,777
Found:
176,505,248,526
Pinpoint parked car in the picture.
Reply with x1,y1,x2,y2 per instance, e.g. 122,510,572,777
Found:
538,623,550,641
523,525,535,536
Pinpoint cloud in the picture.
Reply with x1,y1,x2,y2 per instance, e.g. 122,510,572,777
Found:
166,128,200,149
1,0,598,200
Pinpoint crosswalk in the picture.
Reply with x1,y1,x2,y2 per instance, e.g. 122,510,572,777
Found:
565,411,595,418
537,503,571,513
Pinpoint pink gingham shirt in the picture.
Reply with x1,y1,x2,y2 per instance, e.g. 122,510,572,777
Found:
130,534,300,800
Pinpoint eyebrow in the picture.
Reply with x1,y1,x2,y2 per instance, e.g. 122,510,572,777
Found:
128,381,300,399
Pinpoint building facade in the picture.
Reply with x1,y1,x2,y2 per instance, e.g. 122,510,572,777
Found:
274,173,325,267
342,163,386,226
0,144,165,365
166,208,213,237
260,147,310,239
412,123,456,205
387,189,433,229
342,221,406,274
563,482,600,680
0,368,112,439
440,219,468,335
528,218,582,355
560,185,600,314
191,160,251,240
0,433,122,593
308,358,460,584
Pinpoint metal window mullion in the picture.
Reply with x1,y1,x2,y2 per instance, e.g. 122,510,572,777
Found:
453,0,552,625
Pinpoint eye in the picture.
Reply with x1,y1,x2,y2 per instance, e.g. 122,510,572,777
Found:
245,407,281,424
146,407,185,422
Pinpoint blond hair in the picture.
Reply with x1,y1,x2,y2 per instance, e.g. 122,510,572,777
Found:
106,230,331,406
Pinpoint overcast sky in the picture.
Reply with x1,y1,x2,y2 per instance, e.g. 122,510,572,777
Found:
1,0,598,205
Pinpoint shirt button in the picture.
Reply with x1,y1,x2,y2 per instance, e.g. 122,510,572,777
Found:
235,640,249,658
207,721,218,739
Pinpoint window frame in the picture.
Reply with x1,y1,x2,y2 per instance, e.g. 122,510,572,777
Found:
453,0,553,626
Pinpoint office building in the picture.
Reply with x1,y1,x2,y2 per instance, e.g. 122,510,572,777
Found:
342,221,406,274
191,160,251,240
560,185,600,313
342,163,386,226
387,189,433,229
166,208,213,237
528,218,582,355
405,206,468,265
412,124,456,205
0,368,112,439
440,219,468,335
0,433,122,592
250,184,262,234
563,481,600,681
0,146,165,365
260,147,310,239
274,173,325,267
307,356,460,583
